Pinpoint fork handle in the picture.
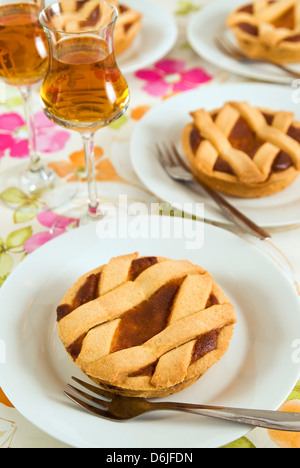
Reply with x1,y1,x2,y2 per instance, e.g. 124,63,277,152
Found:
188,180,271,240
152,402,300,431
236,56,300,78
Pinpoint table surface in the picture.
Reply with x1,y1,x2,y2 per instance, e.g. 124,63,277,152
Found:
0,0,300,449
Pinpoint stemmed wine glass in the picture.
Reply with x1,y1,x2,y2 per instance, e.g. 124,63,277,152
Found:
0,0,78,211
39,0,130,224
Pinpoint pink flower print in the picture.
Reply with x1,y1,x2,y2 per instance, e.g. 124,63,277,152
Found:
0,111,70,158
135,59,212,97
0,113,29,158
34,111,71,154
24,211,79,254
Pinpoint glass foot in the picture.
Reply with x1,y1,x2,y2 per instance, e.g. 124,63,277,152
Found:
51,205,105,233
0,160,79,213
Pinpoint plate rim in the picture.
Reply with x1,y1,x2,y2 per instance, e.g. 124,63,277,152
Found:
1,216,300,448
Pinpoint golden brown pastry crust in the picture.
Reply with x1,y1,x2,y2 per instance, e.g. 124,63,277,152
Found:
57,0,142,56
57,253,236,398
181,101,300,198
227,0,300,64
110,1,142,56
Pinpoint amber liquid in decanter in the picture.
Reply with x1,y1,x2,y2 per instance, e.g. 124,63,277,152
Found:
40,35,129,130
0,3,48,86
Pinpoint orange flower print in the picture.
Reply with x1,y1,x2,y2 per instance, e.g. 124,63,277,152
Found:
130,105,151,121
268,400,300,448
0,388,13,408
49,146,125,183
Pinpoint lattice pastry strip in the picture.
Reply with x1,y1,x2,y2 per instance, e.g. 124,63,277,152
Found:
57,254,236,398
109,0,142,56
78,272,216,378
191,106,264,184
227,0,300,63
86,297,234,391
182,101,300,198
58,258,202,350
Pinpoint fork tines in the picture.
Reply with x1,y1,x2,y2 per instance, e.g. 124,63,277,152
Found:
157,142,191,171
64,377,116,420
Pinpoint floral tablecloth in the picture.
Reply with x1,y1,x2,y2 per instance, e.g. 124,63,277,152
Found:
1,0,300,449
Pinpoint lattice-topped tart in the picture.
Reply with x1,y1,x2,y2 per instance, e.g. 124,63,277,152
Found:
227,0,300,63
181,101,300,198
57,0,142,56
57,253,236,398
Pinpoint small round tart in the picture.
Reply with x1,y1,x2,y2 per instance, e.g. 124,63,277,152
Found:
111,1,142,56
227,0,300,64
57,253,236,398
181,101,300,198
54,0,142,56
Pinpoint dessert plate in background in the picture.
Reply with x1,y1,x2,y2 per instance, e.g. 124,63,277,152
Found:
130,83,300,228
116,0,178,74
187,0,300,84
0,216,300,448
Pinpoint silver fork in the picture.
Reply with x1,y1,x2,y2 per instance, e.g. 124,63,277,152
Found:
157,142,271,240
215,31,300,79
65,377,300,431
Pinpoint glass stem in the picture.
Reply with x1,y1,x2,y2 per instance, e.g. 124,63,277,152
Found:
19,85,42,172
82,132,100,218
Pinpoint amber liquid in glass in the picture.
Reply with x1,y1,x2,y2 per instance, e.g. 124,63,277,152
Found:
0,3,48,86
41,35,129,131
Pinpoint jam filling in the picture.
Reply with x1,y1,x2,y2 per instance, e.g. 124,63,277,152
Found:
56,272,101,322
119,4,134,32
67,334,86,360
79,6,100,28
205,293,219,308
110,278,185,354
191,329,220,363
237,4,253,14
284,34,300,42
190,113,297,176
57,304,74,322
129,362,158,377
228,115,264,156
119,4,129,13
128,256,158,281
237,22,258,36
73,273,101,309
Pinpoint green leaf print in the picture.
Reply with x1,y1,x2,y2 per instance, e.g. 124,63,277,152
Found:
0,187,28,204
13,202,39,224
0,227,33,288
109,114,128,130
5,95,23,108
175,1,201,15
221,436,256,448
288,380,300,401
6,227,33,250
0,252,14,279
0,187,43,224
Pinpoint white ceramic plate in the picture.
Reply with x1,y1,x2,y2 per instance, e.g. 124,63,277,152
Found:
116,0,178,74
130,83,300,228
187,0,300,84
1,216,300,448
